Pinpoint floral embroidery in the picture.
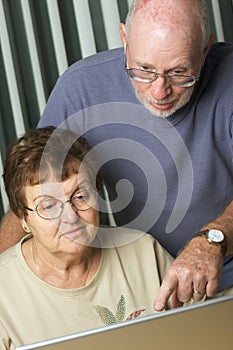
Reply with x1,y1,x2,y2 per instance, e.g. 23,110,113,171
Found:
93,295,145,325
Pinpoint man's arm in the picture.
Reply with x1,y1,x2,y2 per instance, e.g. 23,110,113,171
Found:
0,210,26,253
154,200,233,311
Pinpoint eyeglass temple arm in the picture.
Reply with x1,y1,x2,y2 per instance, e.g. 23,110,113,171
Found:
24,207,34,212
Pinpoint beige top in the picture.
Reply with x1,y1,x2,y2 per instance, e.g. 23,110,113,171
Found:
0,227,173,349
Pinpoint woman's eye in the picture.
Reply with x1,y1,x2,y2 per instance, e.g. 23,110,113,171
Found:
39,200,58,211
45,205,55,211
73,191,89,201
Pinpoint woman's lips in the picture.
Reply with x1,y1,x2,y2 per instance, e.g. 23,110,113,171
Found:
63,226,86,240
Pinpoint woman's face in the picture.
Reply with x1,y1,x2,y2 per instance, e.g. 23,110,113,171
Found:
22,170,99,256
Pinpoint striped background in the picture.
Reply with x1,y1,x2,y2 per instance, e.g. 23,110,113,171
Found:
0,0,233,219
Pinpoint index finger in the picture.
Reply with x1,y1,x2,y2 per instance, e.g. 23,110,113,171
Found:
154,280,177,311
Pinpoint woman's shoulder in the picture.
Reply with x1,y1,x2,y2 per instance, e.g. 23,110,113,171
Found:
0,245,17,270
0,234,30,271
97,226,155,249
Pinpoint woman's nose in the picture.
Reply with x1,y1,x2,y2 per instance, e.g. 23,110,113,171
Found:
62,201,80,222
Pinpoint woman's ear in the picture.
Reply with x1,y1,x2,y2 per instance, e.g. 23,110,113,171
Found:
21,218,31,233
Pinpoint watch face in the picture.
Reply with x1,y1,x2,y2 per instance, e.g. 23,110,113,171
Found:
207,229,224,243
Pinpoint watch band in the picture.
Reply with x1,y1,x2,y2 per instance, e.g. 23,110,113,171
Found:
194,229,227,257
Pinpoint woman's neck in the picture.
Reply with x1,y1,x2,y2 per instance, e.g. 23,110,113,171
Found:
22,238,101,288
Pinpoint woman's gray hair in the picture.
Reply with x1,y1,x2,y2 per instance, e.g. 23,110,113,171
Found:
125,0,211,49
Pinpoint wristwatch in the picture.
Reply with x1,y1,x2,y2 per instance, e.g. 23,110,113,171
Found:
194,229,227,257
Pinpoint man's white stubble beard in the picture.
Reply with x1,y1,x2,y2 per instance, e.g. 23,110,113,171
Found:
132,81,195,118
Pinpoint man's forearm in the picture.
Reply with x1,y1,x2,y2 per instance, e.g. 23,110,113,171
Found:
0,210,26,253
201,199,233,256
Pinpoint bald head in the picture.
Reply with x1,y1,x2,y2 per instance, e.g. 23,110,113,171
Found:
125,0,210,50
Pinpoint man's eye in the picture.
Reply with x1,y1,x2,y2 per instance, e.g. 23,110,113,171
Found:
141,66,150,71
172,70,185,75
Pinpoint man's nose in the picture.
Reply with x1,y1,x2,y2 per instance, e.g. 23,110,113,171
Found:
150,76,172,100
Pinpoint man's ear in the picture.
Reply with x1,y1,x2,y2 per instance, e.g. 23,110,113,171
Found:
202,34,215,63
119,23,127,50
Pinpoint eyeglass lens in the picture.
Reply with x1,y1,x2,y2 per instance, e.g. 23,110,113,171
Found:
36,190,97,219
128,68,196,87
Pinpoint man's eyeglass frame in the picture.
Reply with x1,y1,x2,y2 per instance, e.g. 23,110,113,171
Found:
124,45,199,88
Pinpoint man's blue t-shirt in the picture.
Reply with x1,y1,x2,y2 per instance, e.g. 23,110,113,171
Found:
39,43,233,290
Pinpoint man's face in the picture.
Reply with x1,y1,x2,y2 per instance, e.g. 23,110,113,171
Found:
128,50,196,118
123,19,204,118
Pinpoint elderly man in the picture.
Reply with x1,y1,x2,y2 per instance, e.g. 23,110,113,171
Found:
1,0,233,310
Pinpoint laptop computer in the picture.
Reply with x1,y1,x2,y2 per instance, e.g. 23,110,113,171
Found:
16,294,233,350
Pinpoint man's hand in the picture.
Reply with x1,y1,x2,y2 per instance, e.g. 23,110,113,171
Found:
0,210,25,253
154,236,224,311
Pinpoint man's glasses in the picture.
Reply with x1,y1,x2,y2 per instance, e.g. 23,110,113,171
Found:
125,68,199,87
125,59,199,88
25,189,98,220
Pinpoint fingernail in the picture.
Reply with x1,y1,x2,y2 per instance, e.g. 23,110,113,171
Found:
154,302,164,311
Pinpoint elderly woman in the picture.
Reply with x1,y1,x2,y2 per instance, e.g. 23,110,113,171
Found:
0,126,173,349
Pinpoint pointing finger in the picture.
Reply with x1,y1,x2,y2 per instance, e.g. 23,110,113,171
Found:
154,282,176,311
